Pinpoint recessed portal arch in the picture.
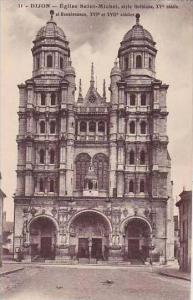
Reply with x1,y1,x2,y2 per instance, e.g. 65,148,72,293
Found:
28,215,58,260
68,210,112,260
120,216,152,261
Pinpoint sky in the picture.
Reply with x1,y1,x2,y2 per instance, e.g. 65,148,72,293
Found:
0,0,192,220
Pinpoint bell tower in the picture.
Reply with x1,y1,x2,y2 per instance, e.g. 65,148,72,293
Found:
32,10,70,78
118,14,157,78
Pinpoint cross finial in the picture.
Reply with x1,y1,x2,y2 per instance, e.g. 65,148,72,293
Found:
103,79,106,100
136,13,140,25
90,62,95,87
50,10,54,21
78,79,83,99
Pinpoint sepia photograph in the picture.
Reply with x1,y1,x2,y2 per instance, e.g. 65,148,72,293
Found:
0,0,192,299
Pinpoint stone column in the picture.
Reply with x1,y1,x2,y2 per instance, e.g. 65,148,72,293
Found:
109,142,117,197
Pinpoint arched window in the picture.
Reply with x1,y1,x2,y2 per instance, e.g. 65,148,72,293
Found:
149,57,152,69
129,180,134,193
51,93,56,105
50,121,56,134
50,180,54,192
89,121,96,132
60,57,64,69
41,93,46,106
140,121,146,134
130,121,135,134
140,150,146,165
141,94,146,106
39,149,45,164
140,180,145,192
88,180,93,190
98,121,105,133
136,55,142,68
124,57,129,70
75,153,91,190
80,121,87,132
39,178,44,192
129,150,135,165
40,121,45,134
93,153,109,190
50,149,55,164
130,94,136,106
47,55,53,68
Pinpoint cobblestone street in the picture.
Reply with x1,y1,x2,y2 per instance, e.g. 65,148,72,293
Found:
0,265,190,300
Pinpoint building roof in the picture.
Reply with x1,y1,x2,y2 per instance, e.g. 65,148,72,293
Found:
36,11,66,41
176,190,192,207
122,14,155,44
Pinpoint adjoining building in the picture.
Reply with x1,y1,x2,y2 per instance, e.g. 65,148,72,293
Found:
13,12,174,263
173,215,179,259
176,190,192,272
3,212,14,255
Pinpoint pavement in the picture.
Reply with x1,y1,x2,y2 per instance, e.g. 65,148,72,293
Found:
158,261,191,281
0,263,24,277
0,259,191,281
0,263,190,300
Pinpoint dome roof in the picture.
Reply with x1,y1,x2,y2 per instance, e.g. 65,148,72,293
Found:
36,21,66,40
36,11,66,40
122,14,155,44
123,25,153,42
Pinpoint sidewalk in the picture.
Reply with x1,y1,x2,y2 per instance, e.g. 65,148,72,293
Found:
0,263,24,277
158,261,191,281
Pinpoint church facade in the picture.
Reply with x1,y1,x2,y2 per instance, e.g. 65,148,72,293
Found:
13,12,174,263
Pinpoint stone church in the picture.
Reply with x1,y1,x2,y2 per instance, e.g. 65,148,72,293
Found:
14,12,174,263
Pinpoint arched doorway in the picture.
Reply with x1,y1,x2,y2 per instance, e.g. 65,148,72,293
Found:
29,217,57,260
124,218,151,261
69,211,111,260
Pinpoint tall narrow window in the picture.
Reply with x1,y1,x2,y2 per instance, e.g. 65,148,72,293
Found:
50,180,54,192
39,149,45,164
60,57,64,69
130,121,135,134
149,57,152,69
129,150,135,165
51,93,56,105
75,153,91,190
140,180,145,192
130,94,136,106
40,121,45,134
129,180,134,193
50,149,55,164
140,121,146,134
93,153,109,190
47,55,53,68
124,57,129,70
39,178,44,192
50,121,56,134
141,93,146,106
41,93,46,106
140,150,146,165
98,121,105,133
36,57,40,69
89,121,96,132
80,121,87,132
136,55,142,68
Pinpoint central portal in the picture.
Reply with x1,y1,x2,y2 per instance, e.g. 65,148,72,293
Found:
91,238,102,259
78,238,89,258
69,211,110,261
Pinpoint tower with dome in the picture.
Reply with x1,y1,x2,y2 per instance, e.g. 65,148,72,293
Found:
13,12,174,263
